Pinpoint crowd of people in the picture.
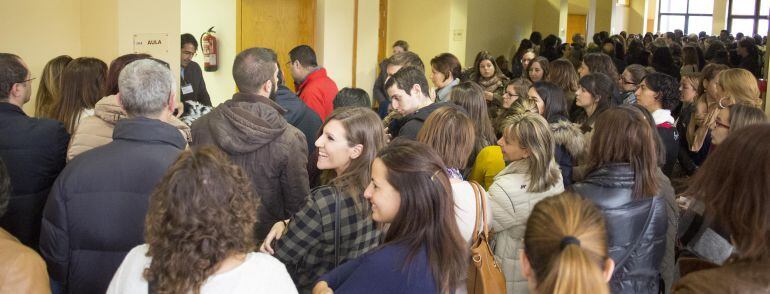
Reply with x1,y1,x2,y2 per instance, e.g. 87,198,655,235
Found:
0,27,768,294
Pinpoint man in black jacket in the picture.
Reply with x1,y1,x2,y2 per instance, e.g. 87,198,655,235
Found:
181,33,212,111
275,66,322,155
0,53,68,251
385,66,446,140
40,59,186,294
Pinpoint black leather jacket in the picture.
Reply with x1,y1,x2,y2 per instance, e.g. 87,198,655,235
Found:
572,163,668,294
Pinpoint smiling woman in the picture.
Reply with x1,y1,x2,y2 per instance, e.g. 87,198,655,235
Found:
314,139,468,294
259,107,386,292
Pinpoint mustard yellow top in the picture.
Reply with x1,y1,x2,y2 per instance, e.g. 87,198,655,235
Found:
468,145,506,190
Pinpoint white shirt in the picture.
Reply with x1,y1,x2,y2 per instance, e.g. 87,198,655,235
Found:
107,244,298,294
451,181,492,245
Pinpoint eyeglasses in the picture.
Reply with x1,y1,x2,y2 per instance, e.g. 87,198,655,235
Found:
503,92,519,98
16,77,36,84
181,51,197,57
715,119,730,130
620,77,637,85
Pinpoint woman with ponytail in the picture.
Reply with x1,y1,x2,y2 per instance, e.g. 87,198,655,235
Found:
521,192,614,294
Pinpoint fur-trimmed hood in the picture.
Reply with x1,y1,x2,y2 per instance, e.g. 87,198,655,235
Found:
550,120,586,159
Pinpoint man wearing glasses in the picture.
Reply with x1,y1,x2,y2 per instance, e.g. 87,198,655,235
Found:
180,33,212,112
0,53,69,252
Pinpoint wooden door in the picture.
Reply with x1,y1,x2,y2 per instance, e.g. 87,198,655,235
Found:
567,14,587,43
238,0,316,91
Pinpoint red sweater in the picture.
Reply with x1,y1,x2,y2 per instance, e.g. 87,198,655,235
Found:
297,68,338,121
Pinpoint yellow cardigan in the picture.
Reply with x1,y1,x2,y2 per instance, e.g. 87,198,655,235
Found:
468,145,506,190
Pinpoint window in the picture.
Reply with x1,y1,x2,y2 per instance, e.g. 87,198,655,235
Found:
728,0,770,36
658,0,714,34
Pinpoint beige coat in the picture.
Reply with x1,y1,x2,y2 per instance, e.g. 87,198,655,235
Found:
488,160,564,294
0,228,50,294
67,95,191,161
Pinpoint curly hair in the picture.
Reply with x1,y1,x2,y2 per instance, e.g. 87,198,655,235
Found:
143,146,259,294
641,72,681,110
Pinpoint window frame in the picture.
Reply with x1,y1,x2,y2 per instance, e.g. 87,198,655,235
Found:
658,0,714,34
727,0,770,36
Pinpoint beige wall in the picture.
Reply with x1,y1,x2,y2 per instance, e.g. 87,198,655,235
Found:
81,0,119,63
534,0,568,39
388,0,452,72
356,0,381,99
316,0,355,90
449,0,468,64
466,0,532,65
2,0,181,115
628,0,648,34
1,0,82,115
181,0,237,106
117,0,181,89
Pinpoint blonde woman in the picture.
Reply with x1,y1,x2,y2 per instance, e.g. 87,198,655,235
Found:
34,55,72,119
489,113,564,294
522,192,614,294
687,64,728,154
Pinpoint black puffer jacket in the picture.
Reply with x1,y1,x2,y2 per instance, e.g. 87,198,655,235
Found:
572,163,668,294
39,117,186,294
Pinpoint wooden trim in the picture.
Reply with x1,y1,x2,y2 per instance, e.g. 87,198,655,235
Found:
377,0,388,64
352,0,359,87
236,0,242,52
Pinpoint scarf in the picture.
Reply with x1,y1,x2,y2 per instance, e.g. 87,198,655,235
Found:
477,75,504,93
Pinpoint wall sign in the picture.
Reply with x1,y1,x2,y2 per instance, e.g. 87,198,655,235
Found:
133,33,169,56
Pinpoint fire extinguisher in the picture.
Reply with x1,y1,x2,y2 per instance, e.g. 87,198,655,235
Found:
200,27,218,72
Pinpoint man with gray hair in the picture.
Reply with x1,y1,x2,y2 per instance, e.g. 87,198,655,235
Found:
192,47,309,241
40,59,187,294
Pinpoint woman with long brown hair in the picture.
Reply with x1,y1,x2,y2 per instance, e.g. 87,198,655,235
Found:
53,57,107,134
34,55,72,119
469,51,509,103
107,147,296,293
489,113,564,293
674,125,770,293
572,106,673,293
450,82,498,176
260,107,385,293
314,139,467,294
521,192,614,294
546,58,579,107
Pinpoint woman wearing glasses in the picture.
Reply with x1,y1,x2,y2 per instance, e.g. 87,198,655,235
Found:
618,64,651,105
710,103,767,146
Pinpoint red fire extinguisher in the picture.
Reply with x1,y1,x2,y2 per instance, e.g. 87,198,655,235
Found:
200,27,218,72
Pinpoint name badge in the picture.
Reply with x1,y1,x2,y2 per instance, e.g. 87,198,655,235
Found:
181,84,194,95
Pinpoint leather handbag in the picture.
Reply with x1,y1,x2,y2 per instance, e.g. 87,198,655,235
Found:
467,181,506,294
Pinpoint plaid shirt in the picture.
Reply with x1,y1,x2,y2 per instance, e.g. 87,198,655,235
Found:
275,185,381,293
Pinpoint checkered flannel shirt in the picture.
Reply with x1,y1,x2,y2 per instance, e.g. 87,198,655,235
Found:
275,185,381,293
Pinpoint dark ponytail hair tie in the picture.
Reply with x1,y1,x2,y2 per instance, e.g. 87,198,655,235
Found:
560,236,581,250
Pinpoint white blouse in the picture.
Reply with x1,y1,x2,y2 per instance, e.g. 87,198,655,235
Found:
107,244,298,294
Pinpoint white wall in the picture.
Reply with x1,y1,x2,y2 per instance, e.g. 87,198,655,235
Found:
182,0,237,106
0,0,82,115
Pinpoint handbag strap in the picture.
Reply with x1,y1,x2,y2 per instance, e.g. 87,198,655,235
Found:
469,181,489,243
334,187,341,267
614,196,659,269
